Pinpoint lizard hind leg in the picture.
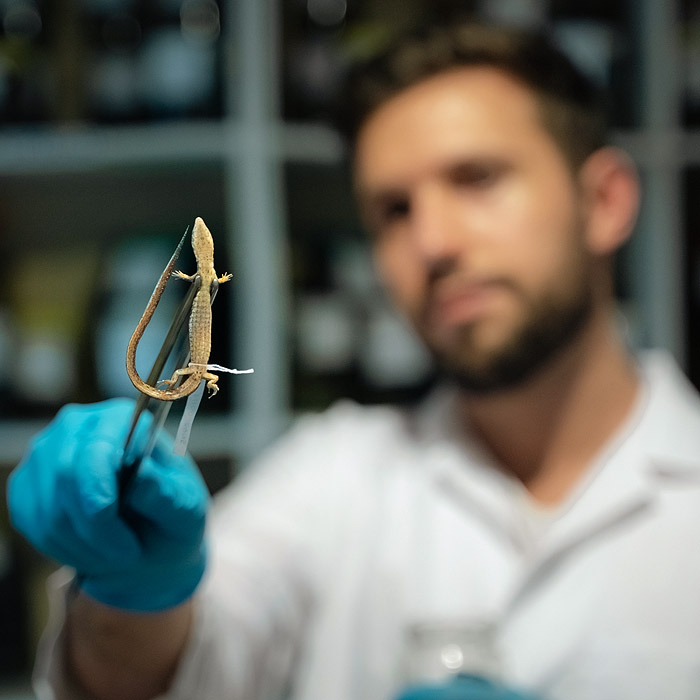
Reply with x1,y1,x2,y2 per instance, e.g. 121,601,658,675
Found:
203,372,220,397
158,365,196,388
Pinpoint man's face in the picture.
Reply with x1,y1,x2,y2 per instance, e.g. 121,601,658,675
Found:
354,67,596,393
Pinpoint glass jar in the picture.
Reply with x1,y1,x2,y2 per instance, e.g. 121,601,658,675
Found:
402,619,502,684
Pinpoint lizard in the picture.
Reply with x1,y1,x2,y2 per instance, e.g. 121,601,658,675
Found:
126,216,232,400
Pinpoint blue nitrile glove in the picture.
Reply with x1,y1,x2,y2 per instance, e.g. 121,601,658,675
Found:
395,674,544,700
7,398,210,612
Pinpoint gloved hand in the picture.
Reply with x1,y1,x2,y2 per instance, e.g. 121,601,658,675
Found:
7,398,210,612
395,674,544,700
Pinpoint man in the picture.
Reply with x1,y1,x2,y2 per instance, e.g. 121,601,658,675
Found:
8,21,700,700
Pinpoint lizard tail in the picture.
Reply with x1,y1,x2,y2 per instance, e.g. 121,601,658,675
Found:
128,372,203,401
125,229,192,401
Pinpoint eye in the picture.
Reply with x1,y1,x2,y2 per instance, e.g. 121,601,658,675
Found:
449,160,508,189
365,194,410,235
379,196,410,223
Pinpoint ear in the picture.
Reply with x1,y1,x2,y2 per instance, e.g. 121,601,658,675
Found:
578,147,640,256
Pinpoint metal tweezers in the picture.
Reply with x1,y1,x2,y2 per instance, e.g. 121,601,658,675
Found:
117,231,218,509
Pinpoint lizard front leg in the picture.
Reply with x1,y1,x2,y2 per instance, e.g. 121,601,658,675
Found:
172,270,197,282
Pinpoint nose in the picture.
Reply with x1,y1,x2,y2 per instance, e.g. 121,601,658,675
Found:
408,184,463,266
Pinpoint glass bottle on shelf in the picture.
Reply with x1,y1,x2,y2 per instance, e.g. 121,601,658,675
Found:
0,0,49,122
84,0,223,123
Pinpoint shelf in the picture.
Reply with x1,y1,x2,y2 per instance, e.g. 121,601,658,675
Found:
0,687,33,700
4,119,700,179
0,411,254,468
0,121,231,174
0,120,344,176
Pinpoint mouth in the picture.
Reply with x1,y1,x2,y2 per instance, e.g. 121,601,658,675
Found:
425,277,508,331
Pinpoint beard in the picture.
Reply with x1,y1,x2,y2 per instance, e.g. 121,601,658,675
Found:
421,255,594,396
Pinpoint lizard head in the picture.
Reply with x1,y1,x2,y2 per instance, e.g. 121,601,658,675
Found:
192,216,214,255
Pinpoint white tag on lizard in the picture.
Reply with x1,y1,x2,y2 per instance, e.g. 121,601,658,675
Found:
199,363,254,374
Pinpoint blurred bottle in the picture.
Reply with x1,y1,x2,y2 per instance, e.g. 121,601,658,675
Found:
85,0,222,122
85,0,142,121
358,299,433,390
403,619,502,685
0,0,49,122
135,0,221,119
684,4,700,126
7,246,99,410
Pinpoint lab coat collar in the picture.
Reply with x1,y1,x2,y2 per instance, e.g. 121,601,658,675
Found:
416,350,700,563
416,384,525,549
514,350,700,611
632,349,700,477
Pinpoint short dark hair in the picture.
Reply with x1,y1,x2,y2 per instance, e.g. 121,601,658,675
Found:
336,22,608,171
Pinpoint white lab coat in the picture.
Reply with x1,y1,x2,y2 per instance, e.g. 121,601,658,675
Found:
38,350,700,700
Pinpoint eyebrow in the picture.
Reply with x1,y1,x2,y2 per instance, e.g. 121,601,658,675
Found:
357,154,513,200
357,185,407,207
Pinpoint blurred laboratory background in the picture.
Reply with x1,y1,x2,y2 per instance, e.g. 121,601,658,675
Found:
0,0,697,695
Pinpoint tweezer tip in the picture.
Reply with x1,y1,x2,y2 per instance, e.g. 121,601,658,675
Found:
176,225,190,253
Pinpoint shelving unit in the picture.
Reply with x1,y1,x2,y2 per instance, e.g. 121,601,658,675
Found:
0,0,692,462
0,0,696,692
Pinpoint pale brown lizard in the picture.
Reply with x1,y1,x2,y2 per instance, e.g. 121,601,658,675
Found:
126,216,232,400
